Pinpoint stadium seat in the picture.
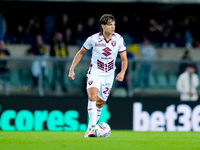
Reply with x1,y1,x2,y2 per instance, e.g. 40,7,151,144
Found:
111,88,127,97
149,73,156,88
156,71,168,88
168,72,177,88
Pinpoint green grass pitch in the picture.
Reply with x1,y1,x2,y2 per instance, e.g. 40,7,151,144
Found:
0,130,199,150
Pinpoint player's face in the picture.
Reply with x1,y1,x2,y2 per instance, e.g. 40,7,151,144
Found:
187,67,195,74
103,20,115,35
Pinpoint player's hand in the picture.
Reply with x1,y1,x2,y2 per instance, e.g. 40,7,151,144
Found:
116,71,125,82
68,70,75,80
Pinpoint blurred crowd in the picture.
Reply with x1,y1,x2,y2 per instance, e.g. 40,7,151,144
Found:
0,11,199,94
0,12,200,49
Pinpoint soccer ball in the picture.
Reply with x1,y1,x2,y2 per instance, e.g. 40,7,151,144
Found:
95,122,111,138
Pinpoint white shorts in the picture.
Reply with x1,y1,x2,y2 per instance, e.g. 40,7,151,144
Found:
86,73,114,101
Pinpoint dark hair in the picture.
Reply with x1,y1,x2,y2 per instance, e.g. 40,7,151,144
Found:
184,49,190,56
187,63,196,69
99,14,115,25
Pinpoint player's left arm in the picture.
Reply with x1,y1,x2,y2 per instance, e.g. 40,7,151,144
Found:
116,51,128,82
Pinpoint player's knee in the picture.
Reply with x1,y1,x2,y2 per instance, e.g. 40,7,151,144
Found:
88,95,97,101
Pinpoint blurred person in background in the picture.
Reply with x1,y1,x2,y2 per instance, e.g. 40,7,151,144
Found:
0,40,10,87
162,18,176,48
26,34,48,88
0,13,6,41
178,50,193,76
50,31,68,92
176,63,199,101
85,16,98,37
136,38,156,90
118,15,134,46
43,15,56,44
75,22,87,48
0,40,10,71
55,13,72,45
83,17,98,58
13,24,25,44
180,17,193,48
132,16,145,43
25,15,42,44
146,18,163,47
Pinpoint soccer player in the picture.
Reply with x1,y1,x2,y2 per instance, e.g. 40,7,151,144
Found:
68,14,128,137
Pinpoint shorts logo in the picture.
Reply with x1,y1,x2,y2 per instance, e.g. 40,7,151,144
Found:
88,80,93,85
111,40,116,47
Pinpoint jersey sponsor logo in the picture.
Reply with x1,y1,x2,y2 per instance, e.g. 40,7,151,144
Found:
88,80,93,85
102,47,112,57
95,43,106,47
111,40,116,47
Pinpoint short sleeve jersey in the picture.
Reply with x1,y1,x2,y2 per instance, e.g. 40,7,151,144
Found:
83,31,126,76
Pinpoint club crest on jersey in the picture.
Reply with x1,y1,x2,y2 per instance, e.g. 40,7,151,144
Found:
111,40,116,47
88,80,93,85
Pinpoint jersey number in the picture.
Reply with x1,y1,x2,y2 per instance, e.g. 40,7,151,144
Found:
103,87,111,95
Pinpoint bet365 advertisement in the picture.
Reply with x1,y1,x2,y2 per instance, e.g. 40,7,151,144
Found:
0,96,199,131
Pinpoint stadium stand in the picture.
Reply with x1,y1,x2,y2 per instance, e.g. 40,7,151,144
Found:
0,1,200,97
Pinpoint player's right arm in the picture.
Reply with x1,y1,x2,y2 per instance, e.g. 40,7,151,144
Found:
68,47,87,80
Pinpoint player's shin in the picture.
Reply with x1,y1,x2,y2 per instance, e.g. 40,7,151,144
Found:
87,100,97,129
96,107,103,124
